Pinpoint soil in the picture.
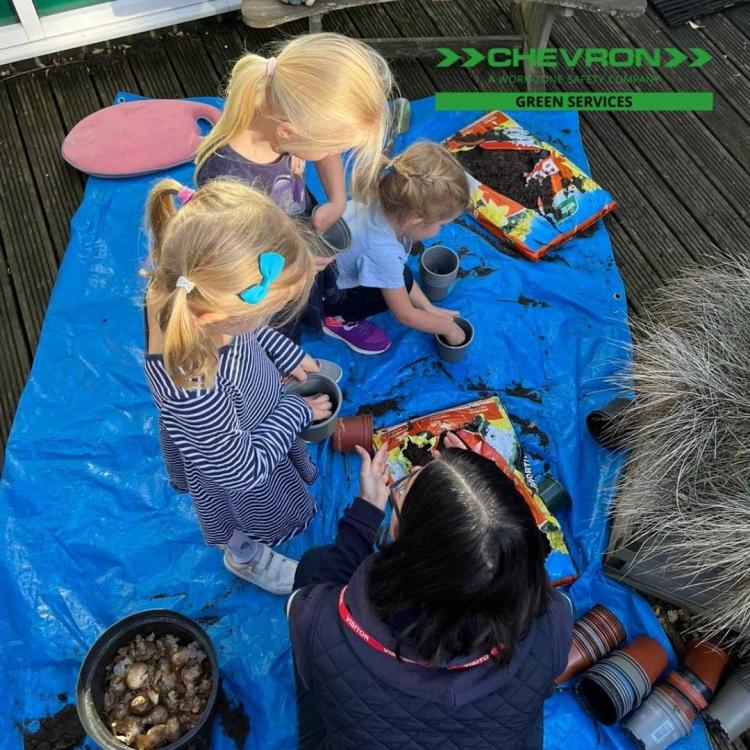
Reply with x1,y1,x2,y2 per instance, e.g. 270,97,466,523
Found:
456,147,556,213
402,436,435,467
504,383,543,404
467,376,492,399
508,412,550,449
22,704,85,750
457,264,495,280
215,687,250,750
453,217,516,259
196,615,220,627
517,294,549,309
358,398,401,418
397,356,431,374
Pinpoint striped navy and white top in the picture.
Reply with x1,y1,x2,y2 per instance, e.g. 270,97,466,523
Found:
144,326,318,547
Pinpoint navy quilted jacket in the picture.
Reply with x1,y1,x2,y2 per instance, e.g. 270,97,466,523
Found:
288,499,575,750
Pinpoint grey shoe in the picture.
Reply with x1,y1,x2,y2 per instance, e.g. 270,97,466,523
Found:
316,358,343,383
223,544,298,595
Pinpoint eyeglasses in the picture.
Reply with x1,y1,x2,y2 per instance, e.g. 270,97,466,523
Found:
388,472,416,524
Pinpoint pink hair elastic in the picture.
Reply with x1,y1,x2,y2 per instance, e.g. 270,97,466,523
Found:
177,186,195,204
265,57,277,78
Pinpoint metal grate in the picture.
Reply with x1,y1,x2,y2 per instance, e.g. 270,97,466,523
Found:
649,0,750,26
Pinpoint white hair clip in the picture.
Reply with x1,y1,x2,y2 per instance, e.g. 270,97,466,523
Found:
175,276,196,294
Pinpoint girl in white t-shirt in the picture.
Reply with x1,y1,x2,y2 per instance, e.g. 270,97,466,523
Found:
322,141,470,356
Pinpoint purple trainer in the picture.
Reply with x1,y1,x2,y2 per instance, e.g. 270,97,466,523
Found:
323,316,391,355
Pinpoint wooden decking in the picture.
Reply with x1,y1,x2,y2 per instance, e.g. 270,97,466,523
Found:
1,0,749,481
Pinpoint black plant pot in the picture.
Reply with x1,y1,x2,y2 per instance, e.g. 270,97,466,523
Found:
76,609,219,750
586,396,634,450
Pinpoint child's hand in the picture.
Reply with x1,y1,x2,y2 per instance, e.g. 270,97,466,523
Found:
311,201,345,235
430,305,461,319
355,444,389,511
443,321,467,346
303,394,333,422
288,354,321,384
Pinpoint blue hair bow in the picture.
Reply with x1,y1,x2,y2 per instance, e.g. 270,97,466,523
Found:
238,252,285,305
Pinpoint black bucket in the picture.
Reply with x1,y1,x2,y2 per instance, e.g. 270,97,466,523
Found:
76,609,219,750
586,396,634,450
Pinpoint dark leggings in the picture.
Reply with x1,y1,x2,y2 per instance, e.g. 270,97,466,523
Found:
323,266,414,322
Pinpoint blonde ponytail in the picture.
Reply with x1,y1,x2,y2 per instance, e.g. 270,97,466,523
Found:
146,177,182,258
195,54,269,178
378,141,470,224
195,34,393,202
144,178,316,390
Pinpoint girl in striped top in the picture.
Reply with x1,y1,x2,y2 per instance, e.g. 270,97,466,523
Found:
143,178,332,595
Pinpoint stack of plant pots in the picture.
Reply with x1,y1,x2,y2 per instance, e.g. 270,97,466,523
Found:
333,413,374,453
624,640,729,750
702,660,750,741
557,605,626,684
576,636,669,725
420,245,459,302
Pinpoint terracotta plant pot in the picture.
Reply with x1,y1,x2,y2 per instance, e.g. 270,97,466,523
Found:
420,245,459,302
435,317,474,363
556,605,626,684
556,640,593,685
285,374,342,442
683,639,729,694
620,636,669,685
704,668,750,741
333,413,374,454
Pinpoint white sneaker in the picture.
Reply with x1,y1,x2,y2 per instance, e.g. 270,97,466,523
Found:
223,544,298,595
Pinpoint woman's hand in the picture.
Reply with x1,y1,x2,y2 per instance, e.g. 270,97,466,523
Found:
355,444,389,511
288,354,320,384
311,201,345,235
442,320,467,346
303,394,332,422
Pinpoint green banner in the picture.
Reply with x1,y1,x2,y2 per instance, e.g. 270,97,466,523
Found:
435,92,714,111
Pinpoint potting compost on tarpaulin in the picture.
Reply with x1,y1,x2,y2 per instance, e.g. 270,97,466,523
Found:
0,95,711,750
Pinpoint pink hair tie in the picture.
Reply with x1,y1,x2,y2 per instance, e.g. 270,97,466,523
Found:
177,186,195,204
265,57,277,78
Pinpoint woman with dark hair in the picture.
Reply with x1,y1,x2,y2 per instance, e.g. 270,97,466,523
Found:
287,434,574,749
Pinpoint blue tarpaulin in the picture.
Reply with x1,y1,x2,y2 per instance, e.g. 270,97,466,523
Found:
1,95,710,750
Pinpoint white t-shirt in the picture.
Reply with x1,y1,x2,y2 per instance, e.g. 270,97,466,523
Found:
336,201,412,290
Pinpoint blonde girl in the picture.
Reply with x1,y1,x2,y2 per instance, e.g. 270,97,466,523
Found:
195,33,392,233
322,141,471,355
143,178,331,595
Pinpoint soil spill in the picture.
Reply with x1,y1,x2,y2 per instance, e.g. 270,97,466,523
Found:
517,294,549,308
216,687,250,750
466,376,492,399
22,704,85,750
196,615,221,626
358,398,401,417
509,412,550,449
504,383,543,404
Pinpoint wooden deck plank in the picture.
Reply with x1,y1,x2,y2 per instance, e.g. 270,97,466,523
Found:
123,41,184,100
8,74,83,262
87,50,141,105
162,32,222,98
0,87,58,351
47,62,102,132
551,11,750,252
610,9,750,173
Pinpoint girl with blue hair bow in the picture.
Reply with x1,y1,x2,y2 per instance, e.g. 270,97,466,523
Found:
142,178,331,595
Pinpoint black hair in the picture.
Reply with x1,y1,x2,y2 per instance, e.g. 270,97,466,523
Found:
367,448,551,666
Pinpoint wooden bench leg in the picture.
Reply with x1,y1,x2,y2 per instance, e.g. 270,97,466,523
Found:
512,1,573,92
308,12,323,32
